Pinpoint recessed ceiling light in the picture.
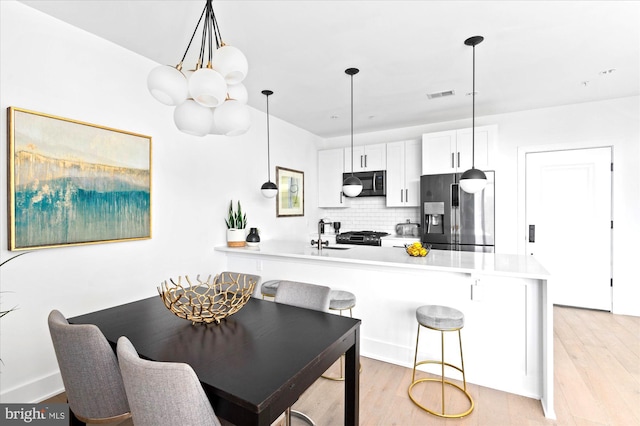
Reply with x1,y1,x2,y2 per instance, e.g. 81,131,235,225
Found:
599,69,616,76
330,115,339,120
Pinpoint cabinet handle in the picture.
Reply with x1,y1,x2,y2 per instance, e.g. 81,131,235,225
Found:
451,152,454,169
360,155,363,168
405,189,408,202
365,154,368,168
340,191,344,204
400,189,403,202
457,152,461,168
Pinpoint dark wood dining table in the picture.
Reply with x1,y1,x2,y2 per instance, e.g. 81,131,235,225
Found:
68,296,361,426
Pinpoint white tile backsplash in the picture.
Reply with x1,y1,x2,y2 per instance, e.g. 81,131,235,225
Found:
320,197,420,234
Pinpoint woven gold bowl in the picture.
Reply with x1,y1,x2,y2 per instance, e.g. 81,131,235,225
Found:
158,273,256,325
405,243,431,257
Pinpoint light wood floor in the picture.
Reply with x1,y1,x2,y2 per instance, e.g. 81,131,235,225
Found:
45,306,640,425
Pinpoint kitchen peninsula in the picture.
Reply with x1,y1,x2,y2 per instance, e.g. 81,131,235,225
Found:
215,242,554,419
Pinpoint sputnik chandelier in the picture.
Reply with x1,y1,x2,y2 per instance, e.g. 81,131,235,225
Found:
147,0,250,137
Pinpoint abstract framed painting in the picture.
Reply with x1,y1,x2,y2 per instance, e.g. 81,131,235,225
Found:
276,166,304,217
7,107,152,250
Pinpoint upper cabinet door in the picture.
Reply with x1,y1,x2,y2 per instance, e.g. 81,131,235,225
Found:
362,143,387,170
422,126,496,174
385,141,405,207
456,127,492,171
386,140,421,207
344,146,364,173
318,148,346,208
421,130,457,174
344,144,386,172
403,140,421,207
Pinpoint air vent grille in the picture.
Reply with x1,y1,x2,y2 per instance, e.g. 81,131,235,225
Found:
427,90,455,99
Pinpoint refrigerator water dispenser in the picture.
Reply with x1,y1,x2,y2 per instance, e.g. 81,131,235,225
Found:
424,202,445,235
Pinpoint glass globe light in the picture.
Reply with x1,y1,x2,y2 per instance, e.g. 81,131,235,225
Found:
342,175,363,197
459,168,488,194
147,65,188,106
261,181,278,198
188,67,227,108
174,99,215,137
227,83,248,104
213,45,248,85
213,100,251,136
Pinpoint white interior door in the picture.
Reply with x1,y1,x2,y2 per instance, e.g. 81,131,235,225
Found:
526,147,612,310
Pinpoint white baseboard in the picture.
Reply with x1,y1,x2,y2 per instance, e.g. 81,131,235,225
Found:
0,371,64,403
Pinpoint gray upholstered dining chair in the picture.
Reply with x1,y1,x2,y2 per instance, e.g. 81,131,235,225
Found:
214,271,261,295
274,280,331,312
47,310,131,425
274,280,332,425
117,336,224,426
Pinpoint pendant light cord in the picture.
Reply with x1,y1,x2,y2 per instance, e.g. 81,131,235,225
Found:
266,95,271,181
350,72,354,177
471,43,476,169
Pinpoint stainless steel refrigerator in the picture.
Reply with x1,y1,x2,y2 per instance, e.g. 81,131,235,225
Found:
420,172,495,252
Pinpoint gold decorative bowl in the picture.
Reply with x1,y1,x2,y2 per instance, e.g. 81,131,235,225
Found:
158,273,257,325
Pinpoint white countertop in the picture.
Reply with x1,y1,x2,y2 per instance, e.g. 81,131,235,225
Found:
215,240,550,280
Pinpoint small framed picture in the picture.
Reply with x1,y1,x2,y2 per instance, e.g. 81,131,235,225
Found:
276,166,304,217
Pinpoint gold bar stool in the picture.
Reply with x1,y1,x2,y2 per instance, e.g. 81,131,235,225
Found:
260,280,280,299
408,305,474,418
322,290,359,381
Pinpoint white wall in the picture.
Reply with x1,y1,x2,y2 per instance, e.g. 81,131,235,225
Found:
0,1,321,403
324,96,640,317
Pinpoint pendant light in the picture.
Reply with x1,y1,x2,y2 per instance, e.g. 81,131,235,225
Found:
147,0,250,137
342,68,363,198
459,36,488,194
260,90,278,198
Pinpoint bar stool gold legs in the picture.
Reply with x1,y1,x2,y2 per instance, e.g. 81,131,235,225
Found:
408,305,474,418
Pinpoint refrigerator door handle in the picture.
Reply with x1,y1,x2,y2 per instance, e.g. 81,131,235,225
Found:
451,183,460,207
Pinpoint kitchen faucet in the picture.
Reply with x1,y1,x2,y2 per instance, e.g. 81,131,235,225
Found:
311,220,329,251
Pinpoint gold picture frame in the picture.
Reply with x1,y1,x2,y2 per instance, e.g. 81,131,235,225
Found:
7,107,152,250
276,166,304,217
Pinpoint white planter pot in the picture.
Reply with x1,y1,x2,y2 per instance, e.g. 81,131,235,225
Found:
226,228,247,247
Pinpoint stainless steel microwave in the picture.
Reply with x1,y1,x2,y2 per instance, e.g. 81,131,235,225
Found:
342,170,386,197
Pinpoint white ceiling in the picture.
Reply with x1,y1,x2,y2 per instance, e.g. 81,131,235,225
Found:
18,0,640,138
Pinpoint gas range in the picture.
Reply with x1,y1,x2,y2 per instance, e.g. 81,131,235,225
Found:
336,230,390,246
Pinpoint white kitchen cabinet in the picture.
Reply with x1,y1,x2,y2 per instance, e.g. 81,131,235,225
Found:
318,148,347,208
344,143,386,172
422,125,496,175
386,140,421,207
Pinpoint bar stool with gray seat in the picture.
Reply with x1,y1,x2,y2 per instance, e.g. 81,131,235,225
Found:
260,279,280,299
408,304,474,418
322,289,358,381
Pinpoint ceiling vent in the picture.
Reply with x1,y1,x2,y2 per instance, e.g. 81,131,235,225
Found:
427,90,455,99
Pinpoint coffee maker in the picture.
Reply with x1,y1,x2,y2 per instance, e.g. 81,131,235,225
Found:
333,221,341,234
